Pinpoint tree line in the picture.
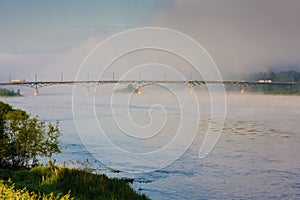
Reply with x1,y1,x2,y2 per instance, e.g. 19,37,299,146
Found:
249,70,300,94
0,88,21,97
0,101,61,169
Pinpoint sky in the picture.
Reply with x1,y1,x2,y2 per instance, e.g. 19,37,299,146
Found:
1,0,300,81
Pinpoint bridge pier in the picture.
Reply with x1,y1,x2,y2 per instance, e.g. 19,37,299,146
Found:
86,87,90,95
34,87,39,96
189,86,193,94
137,87,142,94
240,87,245,94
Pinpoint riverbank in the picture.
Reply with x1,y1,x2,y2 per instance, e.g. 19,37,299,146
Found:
0,166,149,200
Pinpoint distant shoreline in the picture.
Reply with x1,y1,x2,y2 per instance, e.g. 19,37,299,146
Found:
0,88,22,97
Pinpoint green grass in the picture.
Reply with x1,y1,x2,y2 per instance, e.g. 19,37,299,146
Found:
0,166,149,200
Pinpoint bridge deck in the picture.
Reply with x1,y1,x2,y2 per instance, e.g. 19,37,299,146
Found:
0,80,296,88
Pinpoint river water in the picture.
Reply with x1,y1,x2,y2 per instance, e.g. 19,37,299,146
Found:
1,87,300,199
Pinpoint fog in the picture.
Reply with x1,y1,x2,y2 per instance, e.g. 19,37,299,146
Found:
1,0,300,82
148,0,300,78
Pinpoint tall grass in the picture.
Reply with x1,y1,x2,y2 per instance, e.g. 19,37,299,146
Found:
0,166,149,200
0,180,72,200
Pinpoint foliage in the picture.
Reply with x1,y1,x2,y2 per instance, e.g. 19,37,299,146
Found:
0,101,61,168
251,70,300,94
0,88,21,97
0,102,148,199
0,179,73,200
0,166,149,200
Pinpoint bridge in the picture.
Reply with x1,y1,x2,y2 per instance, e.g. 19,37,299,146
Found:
0,79,296,95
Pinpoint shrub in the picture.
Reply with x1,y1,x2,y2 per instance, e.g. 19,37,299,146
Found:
0,101,61,168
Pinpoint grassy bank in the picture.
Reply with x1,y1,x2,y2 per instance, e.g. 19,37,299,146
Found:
0,166,149,200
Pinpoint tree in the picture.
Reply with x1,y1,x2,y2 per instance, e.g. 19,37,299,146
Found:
0,101,13,135
0,102,13,166
4,109,30,167
252,70,300,94
0,101,62,168
44,121,61,161
0,88,21,97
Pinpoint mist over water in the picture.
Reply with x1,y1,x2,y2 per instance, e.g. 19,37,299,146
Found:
1,89,300,199
2,1,300,198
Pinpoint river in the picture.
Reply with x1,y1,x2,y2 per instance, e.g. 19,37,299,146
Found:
1,87,300,199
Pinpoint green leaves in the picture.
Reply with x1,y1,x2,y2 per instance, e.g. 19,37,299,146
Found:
43,121,62,162
0,101,62,168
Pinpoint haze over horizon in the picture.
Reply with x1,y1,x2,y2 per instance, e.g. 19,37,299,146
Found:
1,0,300,81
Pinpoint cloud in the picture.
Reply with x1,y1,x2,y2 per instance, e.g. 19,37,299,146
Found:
1,0,300,82
0,0,166,54
0,53,60,81
147,0,300,78
0,30,122,82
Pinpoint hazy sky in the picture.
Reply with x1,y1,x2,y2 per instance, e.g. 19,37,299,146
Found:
1,0,300,81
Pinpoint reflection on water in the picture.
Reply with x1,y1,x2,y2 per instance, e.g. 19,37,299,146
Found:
1,91,300,199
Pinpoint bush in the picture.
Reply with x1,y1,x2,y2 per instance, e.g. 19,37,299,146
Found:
0,101,61,168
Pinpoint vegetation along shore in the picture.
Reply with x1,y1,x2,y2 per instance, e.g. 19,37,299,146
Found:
0,101,149,200
0,88,22,97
